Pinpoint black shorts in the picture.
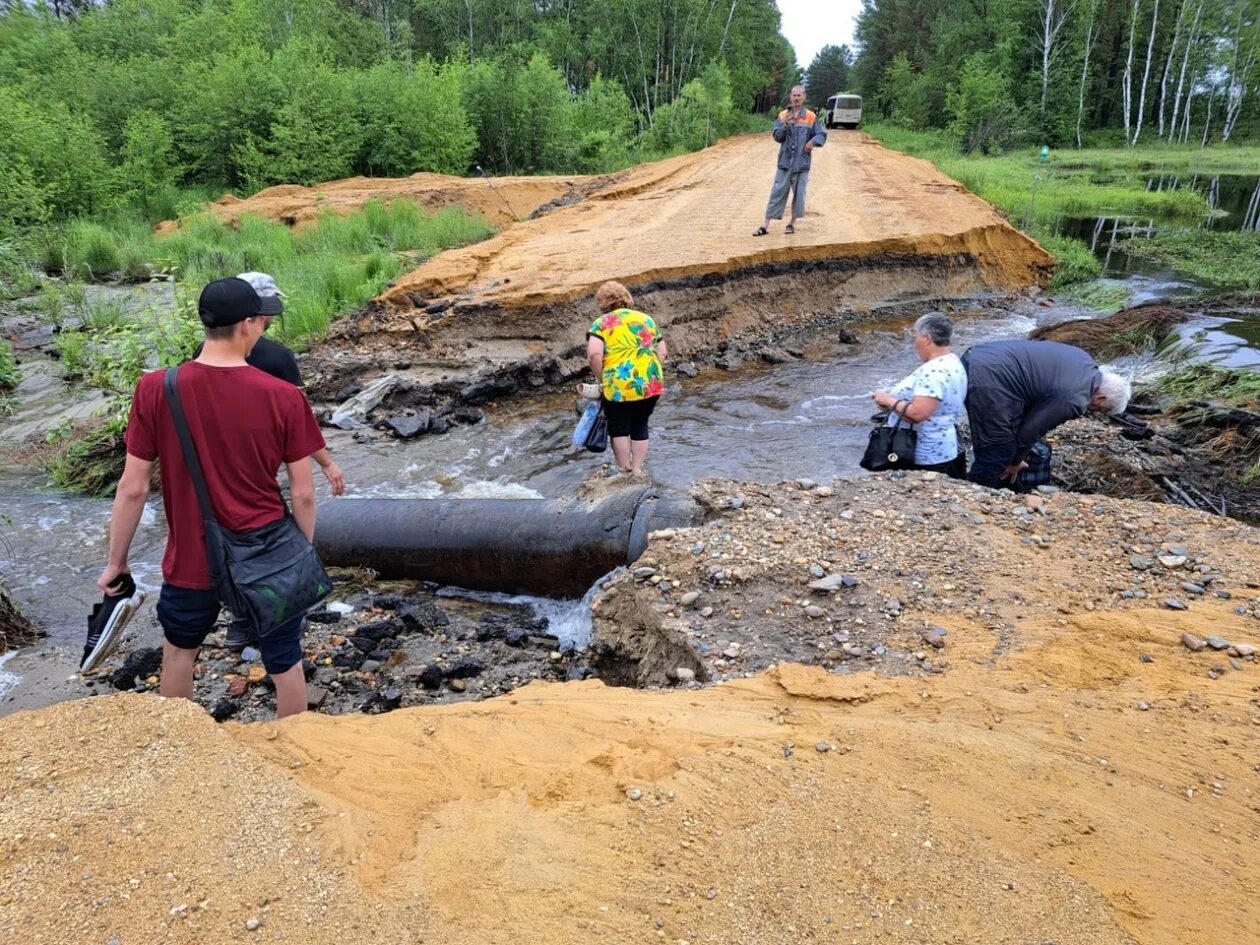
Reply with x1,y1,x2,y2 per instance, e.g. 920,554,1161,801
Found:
602,396,659,441
156,583,305,675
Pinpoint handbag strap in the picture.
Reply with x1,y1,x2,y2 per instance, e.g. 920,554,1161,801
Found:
889,401,915,431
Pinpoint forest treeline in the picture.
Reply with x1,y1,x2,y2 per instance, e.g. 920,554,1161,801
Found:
0,0,797,236
851,0,1258,152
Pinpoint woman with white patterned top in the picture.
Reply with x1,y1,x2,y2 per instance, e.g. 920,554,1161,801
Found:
870,313,968,477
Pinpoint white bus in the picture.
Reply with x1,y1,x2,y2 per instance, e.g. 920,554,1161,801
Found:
826,94,862,129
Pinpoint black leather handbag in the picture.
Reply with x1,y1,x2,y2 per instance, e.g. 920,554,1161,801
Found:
164,367,332,636
583,406,608,452
859,410,918,472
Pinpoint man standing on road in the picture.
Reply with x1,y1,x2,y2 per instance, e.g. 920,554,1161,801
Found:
753,85,826,237
97,277,327,718
191,271,344,652
961,339,1131,489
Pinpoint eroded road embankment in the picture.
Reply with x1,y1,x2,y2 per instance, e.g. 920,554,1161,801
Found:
3,476,1259,945
299,133,1053,405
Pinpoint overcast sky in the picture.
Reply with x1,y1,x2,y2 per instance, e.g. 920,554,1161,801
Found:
778,0,863,70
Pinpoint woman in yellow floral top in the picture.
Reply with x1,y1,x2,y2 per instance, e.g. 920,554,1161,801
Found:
586,281,668,476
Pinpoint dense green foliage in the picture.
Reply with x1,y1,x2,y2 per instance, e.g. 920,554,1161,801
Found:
0,0,798,242
854,0,1259,151
804,44,854,101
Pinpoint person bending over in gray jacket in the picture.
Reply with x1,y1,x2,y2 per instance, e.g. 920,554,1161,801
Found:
753,85,826,237
961,339,1131,488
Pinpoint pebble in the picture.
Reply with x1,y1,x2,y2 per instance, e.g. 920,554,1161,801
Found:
1129,555,1154,571
1036,485,1059,494
808,573,847,592
796,479,817,490
919,627,947,649
325,601,355,615
699,606,713,618
1179,582,1206,595
674,667,696,683
246,917,262,932
679,591,701,607
1158,555,1187,569
1181,632,1206,652
814,486,833,497
1137,701,1150,711
1214,589,1233,600
240,646,261,662
1231,643,1256,658
1205,636,1230,650
803,605,826,618
1229,658,1244,671
627,788,642,801
809,564,826,579
360,660,381,673
815,742,833,753
1164,598,1188,611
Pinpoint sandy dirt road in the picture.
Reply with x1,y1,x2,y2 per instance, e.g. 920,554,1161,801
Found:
301,132,1051,402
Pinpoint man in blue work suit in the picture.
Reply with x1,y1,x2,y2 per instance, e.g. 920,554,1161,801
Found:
753,85,827,237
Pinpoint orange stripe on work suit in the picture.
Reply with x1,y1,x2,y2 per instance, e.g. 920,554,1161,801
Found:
778,109,817,126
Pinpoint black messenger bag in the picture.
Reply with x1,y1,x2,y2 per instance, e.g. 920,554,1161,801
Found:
163,366,331,636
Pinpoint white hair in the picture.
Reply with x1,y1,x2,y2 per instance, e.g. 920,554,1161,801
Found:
1095,369,1132,415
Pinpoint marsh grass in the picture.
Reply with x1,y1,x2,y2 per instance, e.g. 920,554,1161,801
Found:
1121,230,1260,290
866,124,1260,288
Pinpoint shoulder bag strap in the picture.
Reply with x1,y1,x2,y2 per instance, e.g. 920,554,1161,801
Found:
163,365,230,589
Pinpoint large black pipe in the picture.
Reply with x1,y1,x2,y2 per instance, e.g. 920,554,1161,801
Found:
315,487,702,597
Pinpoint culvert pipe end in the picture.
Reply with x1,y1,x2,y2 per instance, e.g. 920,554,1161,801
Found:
315,488,702,598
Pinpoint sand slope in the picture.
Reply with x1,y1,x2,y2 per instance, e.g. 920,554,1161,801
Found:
3,608,1257,944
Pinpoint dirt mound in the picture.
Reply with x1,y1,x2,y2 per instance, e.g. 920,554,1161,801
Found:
156,172,600,233
1030,299,1192,359
3,477,1260,944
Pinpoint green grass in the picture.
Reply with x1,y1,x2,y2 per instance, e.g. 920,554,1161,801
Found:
866,123,1260,290
866,123,1222,226
0,339,18,390
1038,233,1102,289
1121,229,1260,290
1062,280,1133,312
1155,362,1260,403
47,409,129,496
113,198,491,347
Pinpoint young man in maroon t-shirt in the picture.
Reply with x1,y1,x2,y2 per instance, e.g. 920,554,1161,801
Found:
96,277,326,718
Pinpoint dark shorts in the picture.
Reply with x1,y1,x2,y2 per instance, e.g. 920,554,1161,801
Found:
156,583,305,675
602,395,659,441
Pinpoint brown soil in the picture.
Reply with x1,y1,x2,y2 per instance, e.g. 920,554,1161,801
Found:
3,477,1259,945
156,173,597,233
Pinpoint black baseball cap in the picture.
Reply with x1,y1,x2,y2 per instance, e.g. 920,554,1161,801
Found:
198,277,283,327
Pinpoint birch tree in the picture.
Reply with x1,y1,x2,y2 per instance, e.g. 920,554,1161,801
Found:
1122,0,1142,145
1220,3,1258,141
1156,0,1188,139
1132,0,1160,144
1036,0,1075,113
1076,0,1101,147
1168,0,1205,140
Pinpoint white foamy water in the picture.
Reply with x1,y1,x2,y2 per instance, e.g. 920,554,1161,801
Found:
439,571,614,649
0,651,21,702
